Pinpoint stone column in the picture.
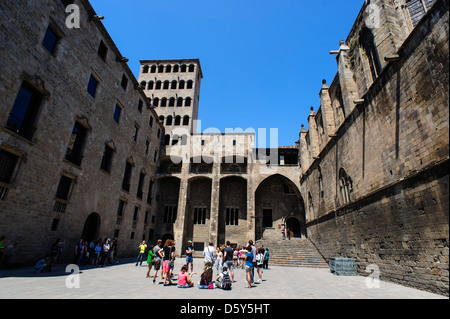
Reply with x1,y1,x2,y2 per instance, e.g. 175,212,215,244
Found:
209,161,220,247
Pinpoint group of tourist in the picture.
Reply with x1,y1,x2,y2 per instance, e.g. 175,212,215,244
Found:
142,238,270,290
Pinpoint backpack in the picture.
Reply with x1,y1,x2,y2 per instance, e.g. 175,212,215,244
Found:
256,253,264,265
221,272,232,290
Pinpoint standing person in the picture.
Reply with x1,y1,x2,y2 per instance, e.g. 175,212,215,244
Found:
88,240,96,265
100,239,110,267
185,240,194,274
233,247,238,268
255,248,264,283
136,241,147,266
94,241,102,265
215,246,223,275
73,238,83,265
281,226,286,240
162,240,175,286
239,246,246,269
146,245,155,278
263,248,270,269
244,245,254,288
202,241,215,271
223,241,235,283
152,240,163,284
249,240,257,283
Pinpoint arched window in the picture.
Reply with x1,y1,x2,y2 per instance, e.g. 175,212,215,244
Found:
188,64,195,72
185,97,192,107
171,80,177,89
155,81,162,90
187,80,193,89
183,115,190,126
174,115,181,126
180,64,187,72
160,97,167,107
173,64,179,72
142,65,149,73
152,97,159,107
163,81,169,90
140,81,146,88
339,168,352,205
166,116,173,126
158,65,164,73
359,27,382,81
147,81,154,90
150,65,156,73
169,97,175,107
165,65,172,73
179,80,185,89
177,97,183,107
159,116,165,123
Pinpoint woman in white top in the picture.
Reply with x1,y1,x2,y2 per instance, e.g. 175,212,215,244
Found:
215,246,223,275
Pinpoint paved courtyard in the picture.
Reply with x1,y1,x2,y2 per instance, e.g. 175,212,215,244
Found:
0,257,446,299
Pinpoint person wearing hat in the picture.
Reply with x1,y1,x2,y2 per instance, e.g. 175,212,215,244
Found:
185,240,195,273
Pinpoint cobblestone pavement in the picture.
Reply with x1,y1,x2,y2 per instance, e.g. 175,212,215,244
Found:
0,257,446,299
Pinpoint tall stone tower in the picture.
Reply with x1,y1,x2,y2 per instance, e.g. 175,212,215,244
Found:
138,59,203,142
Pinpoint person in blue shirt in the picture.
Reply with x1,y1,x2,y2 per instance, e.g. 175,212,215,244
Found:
244,245,255,288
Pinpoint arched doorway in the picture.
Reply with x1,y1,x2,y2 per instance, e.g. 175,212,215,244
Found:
286,217,301,238
82,213,100,243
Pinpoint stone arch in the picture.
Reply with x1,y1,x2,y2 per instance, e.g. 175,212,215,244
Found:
81,212,101,243
255,174,306,240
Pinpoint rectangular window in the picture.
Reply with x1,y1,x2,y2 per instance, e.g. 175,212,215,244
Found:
121,161,133,192
153,150,158,162
164,205,177,224
87,74,98,98
193,207,207,225
226,208,239,226
149,116,154,128
43,26,59,54
98,40,108,61
138,99,143,113
117,199,126,217
51,218,60,231
100,145,114,173
0,149,19,185
6,82,43,141
65,122,88,166
133,206,139,221
113,104,122,123
262,209,273,228
55,175,73,201
147,180,153,204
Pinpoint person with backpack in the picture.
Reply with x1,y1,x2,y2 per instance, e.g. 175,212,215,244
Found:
215,265,232,290
223,241,235,283
255,247,264,283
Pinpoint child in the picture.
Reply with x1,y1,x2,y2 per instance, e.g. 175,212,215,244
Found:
198,267,214,289
35,256,50,273
215,266,232,290
146,245,155,278
177,265,194,288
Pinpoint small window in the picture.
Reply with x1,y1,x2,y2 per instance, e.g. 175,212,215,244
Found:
100,145,114,173
55,175,73,201
226,208,239,226
158,65,164,73
117,199,126,217
193,207,207,225
163,81,169,90
133,125,139,142
147,179,154,204
121,74,128,90
113,104,122,123
185,97,192,107
137,172,146,199
138,99,143,113
98,40,108,61
171,80,177,89
150,65,157,73
180,64,187,72
160,98,167,107
147,81,154,90
142,65,149,73
152,97,159,107
7,82,44,141
174,116,181,126
164,205,177,224
0,149,19,185
179,80,185,89
165,65,172,73
183,115,190,126
169,97,175,107
149,116,154,127
50,218,60,231
43,26,59,54
153,150,158,162
177,97,183,107
122,161,133,192
87,74,98,98
188,64,195,72
173,65,179,72
187,80,193,89
166,116,173,126
155,81,162,90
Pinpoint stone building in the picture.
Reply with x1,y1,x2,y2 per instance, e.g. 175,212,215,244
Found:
0,0,163,265
298,0,449,295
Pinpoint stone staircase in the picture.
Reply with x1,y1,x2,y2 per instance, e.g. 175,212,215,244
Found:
256,238,329,268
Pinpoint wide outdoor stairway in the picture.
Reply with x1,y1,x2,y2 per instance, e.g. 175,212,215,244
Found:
256,238,329,268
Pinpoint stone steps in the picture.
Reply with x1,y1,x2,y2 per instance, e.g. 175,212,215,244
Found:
257,238,329,269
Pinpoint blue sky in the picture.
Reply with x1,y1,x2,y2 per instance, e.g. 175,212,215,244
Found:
90,0,363,146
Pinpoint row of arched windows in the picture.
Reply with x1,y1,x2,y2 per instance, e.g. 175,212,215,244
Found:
141,80,194,91
150,97,191,107
142,64,195,74
159,115,190,126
